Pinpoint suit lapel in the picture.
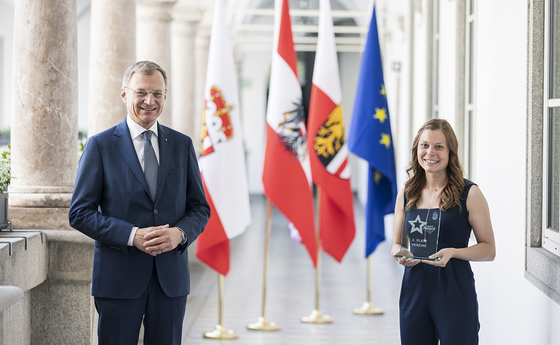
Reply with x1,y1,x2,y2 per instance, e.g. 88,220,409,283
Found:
113,120,152,198
156,124,172,204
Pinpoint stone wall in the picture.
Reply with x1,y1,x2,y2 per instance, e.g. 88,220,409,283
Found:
0,230,94,345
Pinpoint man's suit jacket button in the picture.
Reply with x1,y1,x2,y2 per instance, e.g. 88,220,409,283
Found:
154,209,158,214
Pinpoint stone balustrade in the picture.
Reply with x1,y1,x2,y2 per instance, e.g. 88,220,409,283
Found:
0,286,24,345
0,230,94,344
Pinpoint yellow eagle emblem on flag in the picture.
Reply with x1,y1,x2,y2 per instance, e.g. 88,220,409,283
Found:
314,104,346,169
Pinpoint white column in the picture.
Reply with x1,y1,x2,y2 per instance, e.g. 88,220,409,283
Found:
171,4,202,137
88,0,137,136
137,0,177,126
10,0,78,229
193,25,211,152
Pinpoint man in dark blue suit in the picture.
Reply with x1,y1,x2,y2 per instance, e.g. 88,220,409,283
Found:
69,60,210,345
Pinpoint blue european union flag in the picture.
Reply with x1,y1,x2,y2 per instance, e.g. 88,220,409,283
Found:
348,5,397,258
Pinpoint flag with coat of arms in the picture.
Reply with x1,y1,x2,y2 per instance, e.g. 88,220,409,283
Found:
262,0,318,267
196,0,251,276
306,0,355,262
348,5,398,258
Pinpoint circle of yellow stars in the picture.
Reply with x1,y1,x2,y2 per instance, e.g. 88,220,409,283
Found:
373,84,391,184
374,84,391,149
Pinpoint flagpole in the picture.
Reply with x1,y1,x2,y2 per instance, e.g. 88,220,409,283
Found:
247,198,281,331
301,187,333,323
353,255,384,315
203,274,238,339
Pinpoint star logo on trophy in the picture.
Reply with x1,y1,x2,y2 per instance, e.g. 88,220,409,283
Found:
409,215,426,235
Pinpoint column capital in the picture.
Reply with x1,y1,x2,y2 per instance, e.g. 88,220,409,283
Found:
137,0,178,7
173,6,203,24
196,25,212,40
172,8,202,40
137,0,177,22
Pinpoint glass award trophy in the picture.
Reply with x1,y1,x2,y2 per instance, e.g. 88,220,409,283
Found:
395,208,442,261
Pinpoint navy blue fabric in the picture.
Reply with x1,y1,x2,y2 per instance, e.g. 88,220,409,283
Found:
70,119,210,298
69,119,210,344
95,264,187,345
400,180,479,345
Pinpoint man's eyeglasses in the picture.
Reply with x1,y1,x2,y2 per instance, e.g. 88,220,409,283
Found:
124,86,166,99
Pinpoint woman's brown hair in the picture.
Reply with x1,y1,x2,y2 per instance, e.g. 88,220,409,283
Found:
405,119,465,211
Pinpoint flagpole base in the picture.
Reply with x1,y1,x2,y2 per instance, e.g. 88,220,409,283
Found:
301,309,333,324
352,301,384,315
246,316,281,331
203,325,238,339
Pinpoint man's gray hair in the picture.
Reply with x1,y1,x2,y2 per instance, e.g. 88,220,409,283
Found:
122,61,167,89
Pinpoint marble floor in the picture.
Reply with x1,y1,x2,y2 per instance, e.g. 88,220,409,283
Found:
182,194,404,345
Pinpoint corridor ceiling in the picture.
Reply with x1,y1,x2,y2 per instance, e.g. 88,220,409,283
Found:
0,0,374,52
218,0,373,52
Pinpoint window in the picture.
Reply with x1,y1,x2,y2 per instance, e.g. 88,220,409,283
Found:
543,0,560,255
454,0,476,179
464,0,476,179
431,0,440,119
526,0,560,305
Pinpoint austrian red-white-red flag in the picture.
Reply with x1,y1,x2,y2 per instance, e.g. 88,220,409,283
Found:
197,0,251,276
262,0,318,267
306,0,355,262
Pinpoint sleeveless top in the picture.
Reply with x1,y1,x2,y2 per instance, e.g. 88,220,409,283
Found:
401,178,478,300
403,178,475,252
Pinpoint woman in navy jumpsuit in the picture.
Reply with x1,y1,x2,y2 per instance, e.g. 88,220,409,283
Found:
391,119,495,345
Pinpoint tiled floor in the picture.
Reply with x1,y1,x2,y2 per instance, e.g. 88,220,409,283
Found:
182,194,403,345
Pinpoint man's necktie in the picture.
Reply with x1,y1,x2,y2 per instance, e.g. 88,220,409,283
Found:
143,131,158,200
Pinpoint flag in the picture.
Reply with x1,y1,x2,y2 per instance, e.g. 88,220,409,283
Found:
307,0,355,262
262,0,318,267
197,0,251,276
348,5,397,258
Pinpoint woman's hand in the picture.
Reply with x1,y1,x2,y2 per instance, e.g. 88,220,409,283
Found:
393,249,421,267
422,248,456,267
391,191,421,267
